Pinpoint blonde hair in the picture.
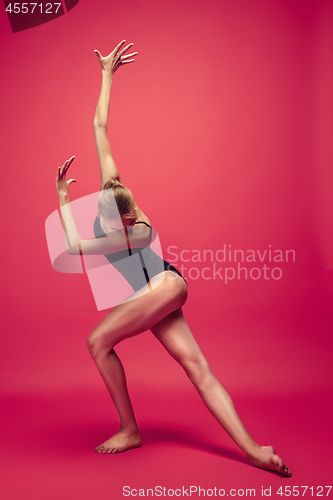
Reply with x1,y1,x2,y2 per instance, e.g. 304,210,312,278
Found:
98,179,136,220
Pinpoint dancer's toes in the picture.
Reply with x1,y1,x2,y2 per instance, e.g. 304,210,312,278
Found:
106,447,116,454
281,464,292,477
95,443,105,452
249,445,292,477
272,454,291,477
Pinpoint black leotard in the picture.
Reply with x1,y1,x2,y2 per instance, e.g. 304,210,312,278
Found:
93,217,187,292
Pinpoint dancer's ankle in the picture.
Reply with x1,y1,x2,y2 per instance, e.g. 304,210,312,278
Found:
119,424,140,435
243,442,261,460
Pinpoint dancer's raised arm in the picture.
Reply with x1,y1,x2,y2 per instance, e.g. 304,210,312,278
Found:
93,41,138,190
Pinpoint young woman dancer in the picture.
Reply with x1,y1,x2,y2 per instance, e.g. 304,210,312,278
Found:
55,40,291,477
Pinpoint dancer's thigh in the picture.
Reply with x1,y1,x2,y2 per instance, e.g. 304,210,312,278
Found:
150,309,207,369
88,272,187,351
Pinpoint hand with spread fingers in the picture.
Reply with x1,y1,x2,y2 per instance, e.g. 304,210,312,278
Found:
56,156,76,196
94,40,138,76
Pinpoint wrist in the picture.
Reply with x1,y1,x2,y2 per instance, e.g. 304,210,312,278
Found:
102,69,113,81
58,192,69,203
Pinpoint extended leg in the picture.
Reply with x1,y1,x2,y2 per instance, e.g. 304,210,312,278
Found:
151,309,292,477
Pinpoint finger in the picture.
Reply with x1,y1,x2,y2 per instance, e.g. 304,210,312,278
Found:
94,49,102,60
61,156,73,168
63,156,75,175
121,51,138,60
66,155,75,163
57,166,61,181
118,42,134,56
64,156,75,175
121,59,136,64
60,159,69,177
67,179,76,186
114,39,126,54
60,164,68,178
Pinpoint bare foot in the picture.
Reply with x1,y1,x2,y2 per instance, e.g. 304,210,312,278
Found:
248,445,292,477
95,429,142,454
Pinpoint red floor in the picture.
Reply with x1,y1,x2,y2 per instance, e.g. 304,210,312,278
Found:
2,377,332,499
2,295,333,500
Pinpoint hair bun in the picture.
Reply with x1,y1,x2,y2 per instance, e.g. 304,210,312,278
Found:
103,179,123,190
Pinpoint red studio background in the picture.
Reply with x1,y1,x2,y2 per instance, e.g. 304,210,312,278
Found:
1,1,333,499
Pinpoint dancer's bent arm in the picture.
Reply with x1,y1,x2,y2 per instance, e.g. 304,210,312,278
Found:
56,157,149,255
93,41,138,189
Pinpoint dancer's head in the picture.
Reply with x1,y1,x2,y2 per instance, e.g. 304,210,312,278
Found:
98,179,136,230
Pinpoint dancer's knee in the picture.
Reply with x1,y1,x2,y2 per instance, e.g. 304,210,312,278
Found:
87,332,101,360
87,329,113,361
183,356,212,390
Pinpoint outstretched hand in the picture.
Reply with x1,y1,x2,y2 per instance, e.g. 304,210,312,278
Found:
56,156,76,196
94,40,138,75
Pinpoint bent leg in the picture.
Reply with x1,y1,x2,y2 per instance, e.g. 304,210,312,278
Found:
151,309,291,477
92,348,142,454
88,273,187,453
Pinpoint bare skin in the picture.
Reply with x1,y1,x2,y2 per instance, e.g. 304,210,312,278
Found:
87,271,291,476
56,41,292,477
95,429,142,454
250,446,291,476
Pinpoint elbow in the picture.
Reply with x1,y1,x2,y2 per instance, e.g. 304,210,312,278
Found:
66,247,77,256
65,243,82,256
93,120,107,130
